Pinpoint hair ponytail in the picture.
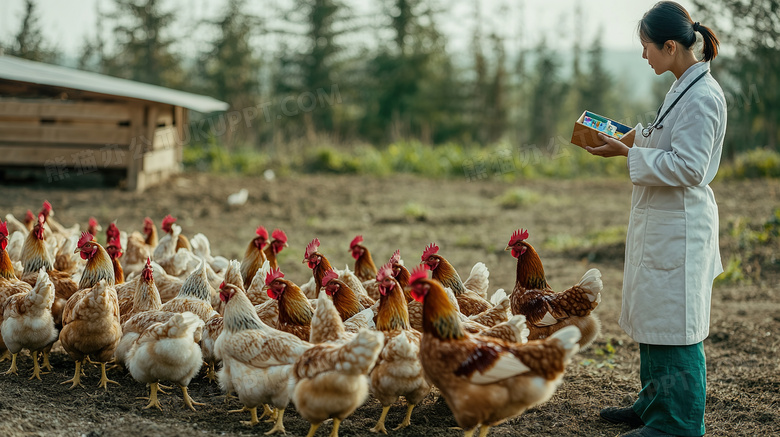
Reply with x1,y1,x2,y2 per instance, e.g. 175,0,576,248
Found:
695,23,720,61
639,1,720,62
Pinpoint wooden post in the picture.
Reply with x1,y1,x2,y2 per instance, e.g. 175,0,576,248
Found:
126,102,145,192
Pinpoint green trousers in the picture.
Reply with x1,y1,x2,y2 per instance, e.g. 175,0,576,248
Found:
632,342,706,436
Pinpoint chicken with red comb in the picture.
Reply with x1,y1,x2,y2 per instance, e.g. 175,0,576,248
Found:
420,242,492,317
241,226,269,290
263,229,289,270
350,235,377,282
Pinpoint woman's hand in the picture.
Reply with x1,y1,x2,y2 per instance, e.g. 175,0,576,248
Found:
585,133,630,157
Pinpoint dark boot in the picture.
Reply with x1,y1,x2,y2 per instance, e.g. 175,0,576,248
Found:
600,406,644,428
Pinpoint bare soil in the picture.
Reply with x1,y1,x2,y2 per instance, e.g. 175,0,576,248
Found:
0,173,778,437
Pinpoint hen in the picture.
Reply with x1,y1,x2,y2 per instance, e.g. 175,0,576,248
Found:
160,260,219,322
240,226,269,290
263,229,288,270
506,229,602,348
106,236,125,284
265,268,313,341
362,250,403,301
302,238,334,298
0,221,33,306
216,283,311,432
291,328,384,437
350,235,377,282
410,266,581,436
124,217,157,271
322,269,369,322
421,243,491,316
1,268,58,380
161,214,191,252
126,311,205,411
368,263,431,433
59,279,122,390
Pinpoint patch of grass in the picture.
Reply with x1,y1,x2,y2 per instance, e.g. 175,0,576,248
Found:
494,188,540,209
402,202,428,221
581,338,619,369
545,226,627,251
718,148,780,179
715,255,746,285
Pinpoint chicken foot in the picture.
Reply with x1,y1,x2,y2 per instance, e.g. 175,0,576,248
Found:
261,404,277,422
370,406,391,434
264,407,286,435
41,350,52,372
61,359,84,389
329,418,342,437
205,362,217,382
142,382,163,410
393,404,416,430
181,385,205,411
29,351,48,380
239,406,260,426
97,362,120,389
304,423,321,437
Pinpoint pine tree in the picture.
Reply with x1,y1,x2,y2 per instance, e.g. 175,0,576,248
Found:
6,0,57,63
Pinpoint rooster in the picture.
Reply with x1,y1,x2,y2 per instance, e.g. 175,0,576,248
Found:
1,268,58,380
216,283,311,431
59,279,122,390
421,243,491,316
265,268,313,341
291,327,384,437
241,226,269,290
369,262,431,433
409,266,582,436
126,311,205,411
349,235,377,282
106,237,124,284
124,217,157,270
263,229,288,270
506,229,602,348
302,238,333,298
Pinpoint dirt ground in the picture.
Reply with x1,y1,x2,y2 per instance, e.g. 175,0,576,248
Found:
0,172,778,437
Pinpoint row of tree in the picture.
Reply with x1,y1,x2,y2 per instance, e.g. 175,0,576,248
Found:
3,0,776,158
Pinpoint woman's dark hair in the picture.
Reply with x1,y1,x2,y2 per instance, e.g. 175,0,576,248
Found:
639,1,719,61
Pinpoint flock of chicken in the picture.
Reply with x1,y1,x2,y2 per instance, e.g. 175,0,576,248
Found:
0,201,603,437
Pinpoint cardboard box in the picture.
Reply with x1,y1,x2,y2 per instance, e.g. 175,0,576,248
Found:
570,110,636,149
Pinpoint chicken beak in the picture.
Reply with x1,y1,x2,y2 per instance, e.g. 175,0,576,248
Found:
504,245,511,251
73,247,82,254
284,242,289,248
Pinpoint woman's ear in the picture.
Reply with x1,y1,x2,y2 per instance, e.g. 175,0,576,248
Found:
664,40,676,55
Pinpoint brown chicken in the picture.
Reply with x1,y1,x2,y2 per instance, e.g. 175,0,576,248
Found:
74,231,116,290
124,217,157,269
421,243,491,316
265,268,313,341
369,263,431,433
291,327,384,437
161,215,191,251
241,226,269,290
0,221,33,304
263,229,289,271
350,235,377,282
59,279,122,390
506,229,602,348
119,258,159,323
322,269,366,322
106,237,125,284
409,266,581,436
302,238,333,297
1,268,57,380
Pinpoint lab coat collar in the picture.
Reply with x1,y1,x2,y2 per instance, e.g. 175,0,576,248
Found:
670,61,710,94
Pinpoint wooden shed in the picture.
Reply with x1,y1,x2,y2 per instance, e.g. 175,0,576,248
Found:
0,55,228,191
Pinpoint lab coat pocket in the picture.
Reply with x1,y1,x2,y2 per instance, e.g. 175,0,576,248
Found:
627,209,646,268
642,209,686,271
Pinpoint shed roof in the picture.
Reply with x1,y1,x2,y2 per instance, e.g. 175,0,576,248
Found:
0,55,229,113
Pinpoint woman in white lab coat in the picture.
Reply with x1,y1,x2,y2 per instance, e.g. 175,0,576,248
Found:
586,2,726,437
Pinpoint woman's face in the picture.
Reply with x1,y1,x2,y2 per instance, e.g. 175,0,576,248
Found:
641,39,671,75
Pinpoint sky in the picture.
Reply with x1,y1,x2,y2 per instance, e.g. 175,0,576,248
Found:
0,0,700,56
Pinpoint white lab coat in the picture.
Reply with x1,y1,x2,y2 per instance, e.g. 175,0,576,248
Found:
620,62,726,345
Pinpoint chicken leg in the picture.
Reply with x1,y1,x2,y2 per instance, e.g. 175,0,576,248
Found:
3,353,18,375
29,351,47,380
393,404,416,430
330,418,342,437
262,405,277,423
97,362,119,389
304,423,321,437
143,382,163,410
370,406,390,434
264,407,286,435
239,406,259,426
41,350,53,372
181,385,205,411
478,426,491,437
61,359,84,389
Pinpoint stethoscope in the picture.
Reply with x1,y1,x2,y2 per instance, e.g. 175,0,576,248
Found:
641,70,709,138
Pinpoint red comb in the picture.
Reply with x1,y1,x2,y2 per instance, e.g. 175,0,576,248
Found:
350,235,363,249
25,210,34,222
37,214,45,225
389,249,401,265
272,229,287,242
146,257,152,268
304,238,320,259
88,217,98,227
322,268,339,285
376,262,393,282
162,214,176,226
410,264,429,284
143,217,153,226
0,221,8,237
107,222,120,237
42,200,52,213
265,268,284,286
256,226,269,239
77,231,95,248
509,229,529,246
421,243,439,261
